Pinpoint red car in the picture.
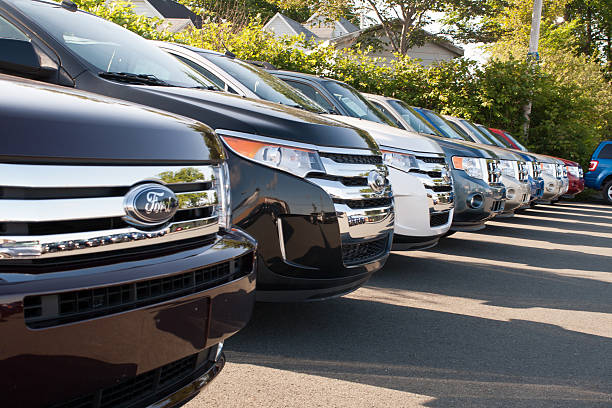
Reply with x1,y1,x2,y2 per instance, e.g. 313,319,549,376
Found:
559,158,585,197
489,128,584,197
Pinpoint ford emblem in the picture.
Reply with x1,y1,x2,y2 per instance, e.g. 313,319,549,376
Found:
123,183,179,227
367,170,386,193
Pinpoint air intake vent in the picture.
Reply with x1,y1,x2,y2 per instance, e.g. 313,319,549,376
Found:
24,252,254,329
342,236,389,266
430,211,450,227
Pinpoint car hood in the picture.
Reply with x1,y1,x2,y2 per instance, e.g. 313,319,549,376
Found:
324,115,443,154
95,80,380,152
0,75,223,164
423,135,495,159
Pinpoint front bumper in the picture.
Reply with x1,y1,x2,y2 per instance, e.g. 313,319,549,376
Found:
228,149,394,302
499,176,531,214
564,175,584,197
450,170,505,230
528,177,545,202
388,167,454,250
538,173,564,202
0,231,256,408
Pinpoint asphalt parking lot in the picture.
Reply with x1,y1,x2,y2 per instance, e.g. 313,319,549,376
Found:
187,201,612,408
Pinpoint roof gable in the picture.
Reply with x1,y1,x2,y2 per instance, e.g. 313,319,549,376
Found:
145,0,201,28
264,12,318,41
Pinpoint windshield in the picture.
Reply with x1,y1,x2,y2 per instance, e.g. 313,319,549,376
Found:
419,110,466,140
459,119,496,145
503,131,528,151
387,100,439,135
321,81,395,126
199,53,326,113
15,1,216,88
475,125,508,148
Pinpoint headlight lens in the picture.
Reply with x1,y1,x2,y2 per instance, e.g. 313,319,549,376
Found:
579,167,584,178
221,135,325,178
382,151,419,173
498,160,516,178
567,166,580,177
213,162,231,231
452,156,483,180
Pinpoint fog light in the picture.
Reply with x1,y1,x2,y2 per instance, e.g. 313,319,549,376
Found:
546,183,555,192
506,188,516,200
467,193,484,209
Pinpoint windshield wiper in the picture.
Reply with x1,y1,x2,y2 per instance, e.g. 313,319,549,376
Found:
99,72,172,86
188,85,220,91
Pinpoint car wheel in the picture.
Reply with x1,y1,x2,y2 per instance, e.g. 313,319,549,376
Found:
604,180,612,205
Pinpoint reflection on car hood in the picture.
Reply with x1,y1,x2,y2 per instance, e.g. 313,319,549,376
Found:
128,86,379,151
0,75,222,163
324,115,443,154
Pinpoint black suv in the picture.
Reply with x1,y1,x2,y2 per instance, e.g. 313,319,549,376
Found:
0,0,394,301
0,75,256,407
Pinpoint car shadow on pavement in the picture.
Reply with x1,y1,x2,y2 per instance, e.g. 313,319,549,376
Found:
219,200,611,408
370,251,611,314
224,293,612,408
494,213,612,234
429,235,611,274
517,207,612,223
476,222,612,249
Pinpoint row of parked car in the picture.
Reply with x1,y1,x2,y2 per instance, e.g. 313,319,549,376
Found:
0,0,599,406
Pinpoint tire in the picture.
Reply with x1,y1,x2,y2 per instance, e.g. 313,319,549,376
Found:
604,180,612,205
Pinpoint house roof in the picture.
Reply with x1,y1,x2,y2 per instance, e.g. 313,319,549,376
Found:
263,13,318,41
332,24,464,57
304,13,359,40
146,0,201,28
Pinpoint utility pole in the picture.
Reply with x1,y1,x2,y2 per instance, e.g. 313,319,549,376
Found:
522,0,543,140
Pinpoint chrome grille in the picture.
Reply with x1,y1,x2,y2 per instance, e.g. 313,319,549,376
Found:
411,153,454,213
487,160,502,184
517,161,529,182
0,164,221,261
307,150,394,267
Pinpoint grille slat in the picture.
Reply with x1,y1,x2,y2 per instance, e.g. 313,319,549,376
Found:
342,236,388,266
319,152,382,165
428,185,453,193
25,252,254,328
334,197,392,209
416,156,446,164
308,175,368,187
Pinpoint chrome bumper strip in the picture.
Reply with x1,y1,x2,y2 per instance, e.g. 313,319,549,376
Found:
0,216,218,259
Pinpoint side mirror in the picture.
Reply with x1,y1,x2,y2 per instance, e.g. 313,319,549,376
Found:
0,38,57,78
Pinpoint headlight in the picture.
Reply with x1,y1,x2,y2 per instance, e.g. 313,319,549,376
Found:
382,150,419,173
213,162,231,230
567,166,580,177
579,167,584,178
452,156,483,180
221,135,325,178
498,160,516,178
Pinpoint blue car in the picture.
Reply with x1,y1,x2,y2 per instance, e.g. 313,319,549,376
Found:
585,141,612,204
